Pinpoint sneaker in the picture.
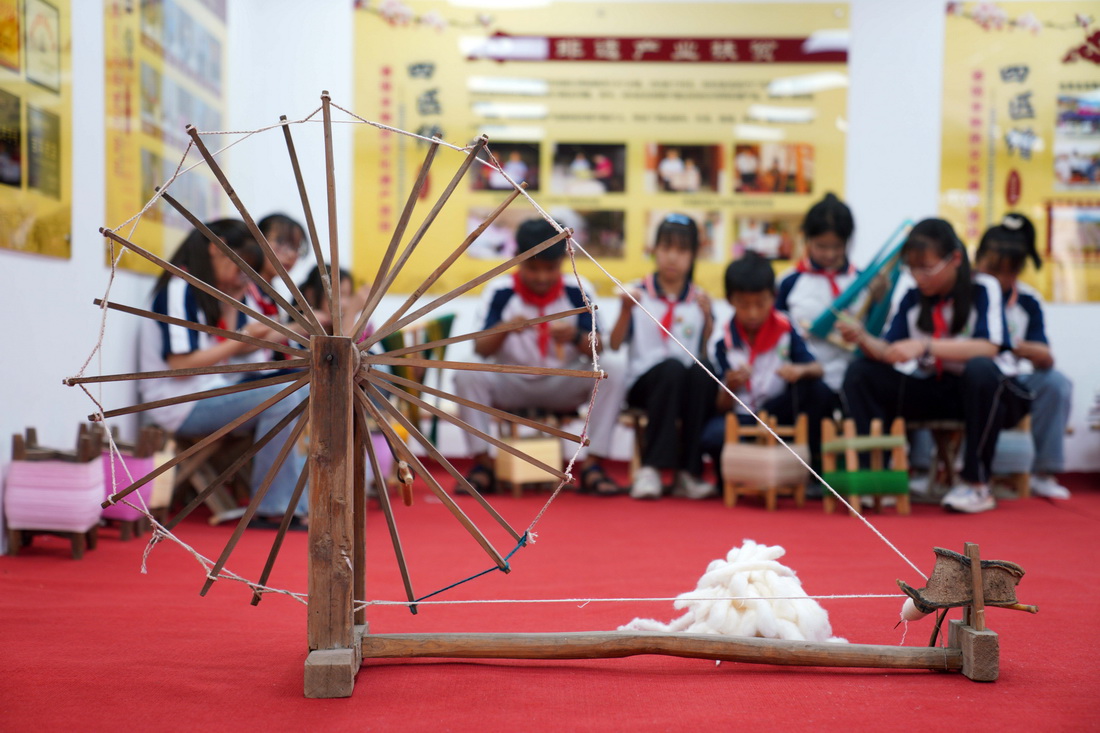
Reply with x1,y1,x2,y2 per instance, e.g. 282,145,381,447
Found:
674,471,715,500
1030,475,1071,499
630,466,663,500
908,472,931,497
941,482,996,514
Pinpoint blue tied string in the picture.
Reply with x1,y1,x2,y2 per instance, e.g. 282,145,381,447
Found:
407,532,529,614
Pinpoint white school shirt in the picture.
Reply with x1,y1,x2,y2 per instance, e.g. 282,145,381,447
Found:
477,273,598,374
994,281,1048,377
709,310,817,416
620,274,711,388
775,259,864,392
138,277,275,431
882,272,1010,377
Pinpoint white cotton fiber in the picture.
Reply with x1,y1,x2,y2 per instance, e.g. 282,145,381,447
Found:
619,539,847,643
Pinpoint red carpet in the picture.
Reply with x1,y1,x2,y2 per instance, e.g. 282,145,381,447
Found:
2,467,1098,731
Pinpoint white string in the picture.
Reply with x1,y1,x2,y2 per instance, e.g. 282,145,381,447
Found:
359,593,905,609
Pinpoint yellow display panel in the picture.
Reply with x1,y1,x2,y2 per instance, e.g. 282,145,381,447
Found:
940,1,1100,302
103,0,227,274
353,1,850,297
0,0,72,259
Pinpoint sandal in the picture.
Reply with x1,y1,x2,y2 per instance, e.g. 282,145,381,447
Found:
579,463,627,496
458,463,496,495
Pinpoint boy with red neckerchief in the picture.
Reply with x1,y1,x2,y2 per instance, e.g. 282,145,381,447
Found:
701,252,833,476
453,218,621,495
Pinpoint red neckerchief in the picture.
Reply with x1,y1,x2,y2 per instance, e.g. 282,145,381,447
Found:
247,282,280,316
931,298,951,377
726,308,791,401
644,273,693,341
512,272,564,357
794,257,854,298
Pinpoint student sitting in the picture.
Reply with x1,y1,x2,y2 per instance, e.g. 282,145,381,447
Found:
609,212,716,500
775,193,862,409
976,213,1073,499
701,252,832,474
453,218,621,494
838,218,1031,514
138,219,309,527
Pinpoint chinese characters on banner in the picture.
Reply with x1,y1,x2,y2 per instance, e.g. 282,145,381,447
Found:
353,2,850,296
940,1,1100,302
104,0,227,273
0,0,71,259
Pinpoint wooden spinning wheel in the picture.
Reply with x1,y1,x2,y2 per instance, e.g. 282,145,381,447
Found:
70,92,1032,699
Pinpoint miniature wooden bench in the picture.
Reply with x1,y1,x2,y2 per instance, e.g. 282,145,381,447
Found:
720,412,809,510
820,417,909,515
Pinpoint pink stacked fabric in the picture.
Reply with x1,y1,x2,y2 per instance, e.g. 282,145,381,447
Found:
101,453,156,521
4,457,105,533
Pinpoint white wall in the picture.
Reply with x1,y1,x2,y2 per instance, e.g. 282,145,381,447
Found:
1,0,1096,479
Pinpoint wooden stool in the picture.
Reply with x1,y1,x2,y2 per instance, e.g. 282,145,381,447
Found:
493,409,569,498
160,434,252,525
820,417,910,515
5,427,103,559
908,419,965,493
98,425,165,540
619,407,648,479
991,415,1032,499
720,412,809,510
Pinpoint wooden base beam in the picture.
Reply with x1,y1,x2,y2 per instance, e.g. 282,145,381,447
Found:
360,631,963,672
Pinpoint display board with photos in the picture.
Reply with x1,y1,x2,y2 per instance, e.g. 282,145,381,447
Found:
104,0,228,274
353,1,850,296
940,1,1100,302
0,0,72,259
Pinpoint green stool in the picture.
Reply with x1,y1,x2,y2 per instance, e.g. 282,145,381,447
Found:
820,417,910,515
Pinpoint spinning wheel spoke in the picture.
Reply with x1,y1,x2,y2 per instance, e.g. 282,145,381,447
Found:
100,374,309,508
100,227,304,344
250,461,310,606
94,299,308,358
200,411,311,596
360,228,572,350
372,371,587,445
185,126,324,335
351,140,442,338
354,401,417,610
156,190,320,336
164,398,309,532
379,305,591,359
367,184,527,344
368,356,602,381
91,371,301,421
67,359,308,385
320,93,345,336
280,115,333,313
364,373,568,482
357,389,513,569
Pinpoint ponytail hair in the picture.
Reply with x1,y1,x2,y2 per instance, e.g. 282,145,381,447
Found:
902,218,972,335
801,192,854,243
975,212,1041,273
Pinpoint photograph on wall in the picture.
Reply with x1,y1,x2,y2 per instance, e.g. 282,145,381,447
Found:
0,87,20,188
1054,92,1100,190
734,142,814,194
24,0,60,94
26,104,58,198
550,142,626,195
1048,200,1100,303
0,0,21,73
731,212,801,260
648,143,721,193
472,141,540,192
553,207,625,259
645,208,723,262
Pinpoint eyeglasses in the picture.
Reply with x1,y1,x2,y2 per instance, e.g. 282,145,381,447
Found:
271,236,307,256
904,256,952,280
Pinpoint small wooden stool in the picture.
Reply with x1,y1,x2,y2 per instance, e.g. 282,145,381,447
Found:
5,427,103,559
720,412,809,510
820,417,910,515
908,419,965,493
98,425,165,540
493,409,570,498
991,415,1032,499
160,434,252,525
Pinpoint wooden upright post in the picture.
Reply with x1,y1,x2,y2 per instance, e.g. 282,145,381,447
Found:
304,335,361,698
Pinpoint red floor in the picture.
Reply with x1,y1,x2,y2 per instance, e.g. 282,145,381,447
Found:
1,468,1097,731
